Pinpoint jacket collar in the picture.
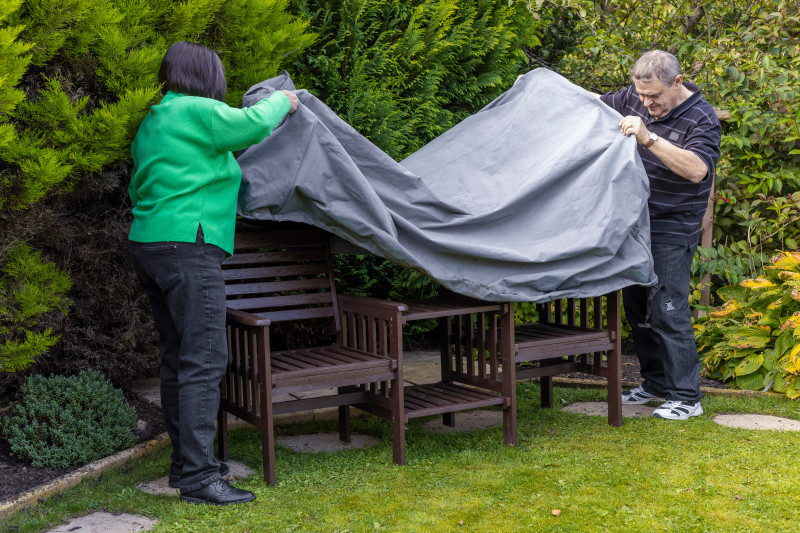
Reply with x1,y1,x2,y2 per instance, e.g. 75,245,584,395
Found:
160,90,185,103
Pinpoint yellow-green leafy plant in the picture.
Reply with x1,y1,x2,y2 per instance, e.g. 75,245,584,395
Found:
694,251,800,398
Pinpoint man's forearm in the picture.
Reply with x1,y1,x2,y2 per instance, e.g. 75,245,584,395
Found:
648,139,709,183
618,115,710,184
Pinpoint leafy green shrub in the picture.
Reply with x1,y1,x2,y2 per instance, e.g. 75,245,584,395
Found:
694,251,800,398
1,370,137,467
522,0,800,296
0,242,72,372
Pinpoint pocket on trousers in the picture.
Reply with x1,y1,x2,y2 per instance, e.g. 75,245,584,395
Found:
141,244,181,290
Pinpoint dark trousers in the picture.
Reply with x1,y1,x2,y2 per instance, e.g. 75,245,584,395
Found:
129,231,227,492
622,241,702,403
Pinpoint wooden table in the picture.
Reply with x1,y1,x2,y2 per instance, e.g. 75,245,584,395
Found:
400,294,517,445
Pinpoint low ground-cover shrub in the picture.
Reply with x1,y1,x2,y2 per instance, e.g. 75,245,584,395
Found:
694,251,800,398
1,370,137,467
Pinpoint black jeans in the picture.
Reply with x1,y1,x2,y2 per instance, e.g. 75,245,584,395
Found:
622,241,702,403
129,231,227,492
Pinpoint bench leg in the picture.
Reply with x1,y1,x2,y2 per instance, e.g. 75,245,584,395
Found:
260,364,276,486
261,427,276,486
392,379,406,465
606,290,623,427
338,403,352,443
500,305,517,445
606,347,622,427
216,407,229,462
541,376,554,408
442,413,456,427
503,402,517,446
261,404,276,486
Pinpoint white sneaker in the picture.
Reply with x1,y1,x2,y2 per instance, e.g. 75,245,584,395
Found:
653,400,703,420
621,385,664,405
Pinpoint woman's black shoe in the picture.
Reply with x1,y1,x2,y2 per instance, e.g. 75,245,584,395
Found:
169,462,230,488
180,479,255,505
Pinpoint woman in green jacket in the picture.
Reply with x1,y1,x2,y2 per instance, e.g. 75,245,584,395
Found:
128,41,298,505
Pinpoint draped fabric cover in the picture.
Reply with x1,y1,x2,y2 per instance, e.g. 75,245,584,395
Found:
236,69,656,302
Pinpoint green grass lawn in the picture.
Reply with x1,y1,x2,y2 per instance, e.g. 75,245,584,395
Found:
2,383,799,532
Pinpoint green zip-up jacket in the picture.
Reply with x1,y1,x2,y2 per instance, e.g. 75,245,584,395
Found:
128,90,291,255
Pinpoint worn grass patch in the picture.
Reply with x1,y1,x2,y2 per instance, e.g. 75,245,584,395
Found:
2,384,799,532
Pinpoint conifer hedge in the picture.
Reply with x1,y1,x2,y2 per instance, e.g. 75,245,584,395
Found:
0,0,538,390
289,0,536,159
289,0,539,307
0,0,313,387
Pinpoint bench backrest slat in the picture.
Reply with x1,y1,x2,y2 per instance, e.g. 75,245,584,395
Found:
223,226,340,329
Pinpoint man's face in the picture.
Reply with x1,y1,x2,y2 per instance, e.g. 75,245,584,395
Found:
634,75,683,119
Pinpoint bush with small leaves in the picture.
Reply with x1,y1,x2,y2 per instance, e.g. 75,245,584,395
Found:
1,370,137,468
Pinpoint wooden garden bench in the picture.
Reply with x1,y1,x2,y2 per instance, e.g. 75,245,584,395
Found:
216,222,407,485
512,292,623,426
215,221,618,486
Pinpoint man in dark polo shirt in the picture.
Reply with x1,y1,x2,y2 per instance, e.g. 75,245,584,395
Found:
600,50,721,420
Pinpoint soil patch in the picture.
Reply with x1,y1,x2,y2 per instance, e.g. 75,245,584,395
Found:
563,343,729,390
0,392,165,503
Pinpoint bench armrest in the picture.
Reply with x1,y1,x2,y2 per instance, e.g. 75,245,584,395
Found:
337,294,408,315
226,307,271,327
337,295,405,361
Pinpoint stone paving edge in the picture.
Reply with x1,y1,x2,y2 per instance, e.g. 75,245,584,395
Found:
0,432,171,517
546,376,779,397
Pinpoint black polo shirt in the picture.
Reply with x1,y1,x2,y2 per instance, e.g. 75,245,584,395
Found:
601,82,721,246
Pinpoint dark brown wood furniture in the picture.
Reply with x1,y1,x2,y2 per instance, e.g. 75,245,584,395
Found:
398,294,518,445
216,224,407,485
216,221,620,486
512,292,622,426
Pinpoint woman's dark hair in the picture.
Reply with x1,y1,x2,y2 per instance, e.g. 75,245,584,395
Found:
158,41,227,102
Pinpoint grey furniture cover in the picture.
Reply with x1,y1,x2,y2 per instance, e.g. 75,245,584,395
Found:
236,68,656,302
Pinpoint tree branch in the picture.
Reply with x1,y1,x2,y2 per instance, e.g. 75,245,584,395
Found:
683,2,706,34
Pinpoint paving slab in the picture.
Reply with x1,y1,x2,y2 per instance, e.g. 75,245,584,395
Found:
561,401,656,418
421,409,502,433
129,379,336,425
275,432,379,453
136,475,179,497
713,414,800,431
136,460,254,496
46,512,157,533
401,351,442,385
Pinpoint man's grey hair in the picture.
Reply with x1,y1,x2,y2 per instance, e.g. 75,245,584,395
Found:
631,50,683,87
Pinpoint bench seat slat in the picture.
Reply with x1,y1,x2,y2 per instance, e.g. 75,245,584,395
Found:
223,263,327,281
226,292,334,311
250,307,335,323
234,230,323,249
226,278,331,296
223,249,327,266
403,383,504,419
270,350,391,380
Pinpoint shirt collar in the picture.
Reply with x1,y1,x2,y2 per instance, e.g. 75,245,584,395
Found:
657,81,703,121
160,90,186,103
